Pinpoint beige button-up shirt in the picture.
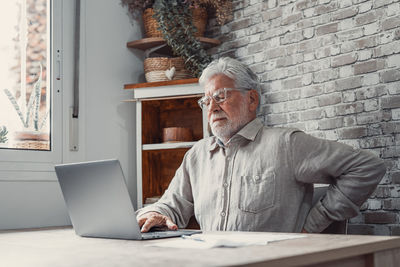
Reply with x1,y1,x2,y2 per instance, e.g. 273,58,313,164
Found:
137,118,386,233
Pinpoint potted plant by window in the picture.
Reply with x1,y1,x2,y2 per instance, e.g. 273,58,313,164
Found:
3,64,49,150
121,0,232,77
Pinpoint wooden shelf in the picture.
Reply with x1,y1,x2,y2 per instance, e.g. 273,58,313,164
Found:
124,78,199,90
127,37,220,55
142,142,196,150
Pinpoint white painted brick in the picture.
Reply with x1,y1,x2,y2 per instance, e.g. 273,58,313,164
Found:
358,50,373,61
324,81,336,93
265,60,277,71
269,37,280,47
343,91,356,102
305,120,319,131
339,18,354,31
303,73,313,85
344,116,357,127
380,32,394,45
249,34,261,43
367,199,382,210
319,0,331,4
393,108,400,120
270,102,287,113
387,83,400,95
339,0,353,8
339,139,360,148
331,45,341,55
268,0,277,9
349,214,364,223
324,106,336,117
359,2,372,13
339,65,354,78
387,54,400,68
364,22,380,35
364,99,379,111
303,8,314,18
303,28,314,39
363,73,380,86
325,130,339,141
373,0,393,8
270,80,282,92
386,3,400,16
306,98,319,109
304,52,315,61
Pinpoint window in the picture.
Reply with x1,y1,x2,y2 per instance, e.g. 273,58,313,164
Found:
0,0,61,163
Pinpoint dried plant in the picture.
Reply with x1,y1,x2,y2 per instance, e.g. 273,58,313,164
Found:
3,64,48,131
120,0,234,76
191,0,233,25
153,0,212,77
120,0,154,20
0,126,8,143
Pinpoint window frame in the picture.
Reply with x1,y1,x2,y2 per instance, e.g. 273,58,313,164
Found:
0,0,62,167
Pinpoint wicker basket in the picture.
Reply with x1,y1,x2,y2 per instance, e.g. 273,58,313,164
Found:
142,8,207,38
144,57,193,82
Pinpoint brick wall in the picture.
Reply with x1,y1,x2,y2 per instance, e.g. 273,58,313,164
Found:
207,0,400,235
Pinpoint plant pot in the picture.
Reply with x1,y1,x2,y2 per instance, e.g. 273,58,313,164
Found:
14,131,50,150
142,7,207,38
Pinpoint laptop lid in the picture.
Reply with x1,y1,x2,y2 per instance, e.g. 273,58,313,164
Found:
55,159,143,240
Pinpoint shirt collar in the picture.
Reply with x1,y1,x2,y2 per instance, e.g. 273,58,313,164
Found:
208,118,263,151
235,118,263,141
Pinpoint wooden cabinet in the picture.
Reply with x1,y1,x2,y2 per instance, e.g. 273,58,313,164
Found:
125,36,218,225
125,79,208,208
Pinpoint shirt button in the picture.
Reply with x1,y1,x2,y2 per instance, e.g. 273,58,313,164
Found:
254,175,260,181
223,182,228,187
221,211,226,217
226,156,231,161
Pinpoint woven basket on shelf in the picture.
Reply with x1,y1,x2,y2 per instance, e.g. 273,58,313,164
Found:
142,8,207,38
144,57,193,82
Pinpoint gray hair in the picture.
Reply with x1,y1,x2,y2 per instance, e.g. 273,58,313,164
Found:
199,57,261,110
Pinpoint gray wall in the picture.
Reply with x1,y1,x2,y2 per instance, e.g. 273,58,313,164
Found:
207,0,400,235
0,0,141,230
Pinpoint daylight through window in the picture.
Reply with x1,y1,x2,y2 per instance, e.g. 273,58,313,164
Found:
0,0,50,151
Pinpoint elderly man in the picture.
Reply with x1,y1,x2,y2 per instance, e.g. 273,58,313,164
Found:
137,57,386,233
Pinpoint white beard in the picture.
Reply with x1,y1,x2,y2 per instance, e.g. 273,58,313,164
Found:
210,104,250,143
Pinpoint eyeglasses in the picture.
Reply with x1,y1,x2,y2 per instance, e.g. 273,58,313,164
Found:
198,88,249,109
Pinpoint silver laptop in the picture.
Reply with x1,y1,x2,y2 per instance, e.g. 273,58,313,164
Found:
54,159,200,240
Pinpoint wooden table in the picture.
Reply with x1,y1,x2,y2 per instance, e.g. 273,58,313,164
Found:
1,227,400,267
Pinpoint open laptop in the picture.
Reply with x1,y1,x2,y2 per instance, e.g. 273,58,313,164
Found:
54,159,200,240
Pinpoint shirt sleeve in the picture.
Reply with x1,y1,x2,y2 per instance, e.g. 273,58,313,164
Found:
290,131,386,233
135,151,194,228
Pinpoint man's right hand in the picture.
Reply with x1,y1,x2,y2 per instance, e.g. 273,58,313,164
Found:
137,211,178,233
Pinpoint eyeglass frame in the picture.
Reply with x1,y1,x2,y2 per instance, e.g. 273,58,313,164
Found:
197,88,250,110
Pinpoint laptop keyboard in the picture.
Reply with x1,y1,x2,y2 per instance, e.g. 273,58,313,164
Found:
141,231,182,240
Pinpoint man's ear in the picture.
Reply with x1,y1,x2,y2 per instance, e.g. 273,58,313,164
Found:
248,89,259,112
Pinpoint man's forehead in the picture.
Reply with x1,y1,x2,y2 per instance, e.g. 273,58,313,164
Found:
204,74,235,94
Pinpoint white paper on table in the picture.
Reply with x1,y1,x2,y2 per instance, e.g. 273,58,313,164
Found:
146,232,306,249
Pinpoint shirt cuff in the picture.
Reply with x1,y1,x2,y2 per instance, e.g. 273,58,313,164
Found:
303,200,334,233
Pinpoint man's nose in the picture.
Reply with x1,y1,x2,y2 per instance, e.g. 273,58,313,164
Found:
208,98,221,114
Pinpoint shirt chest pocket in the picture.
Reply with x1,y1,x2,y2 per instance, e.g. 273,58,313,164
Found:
238,171,276,213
